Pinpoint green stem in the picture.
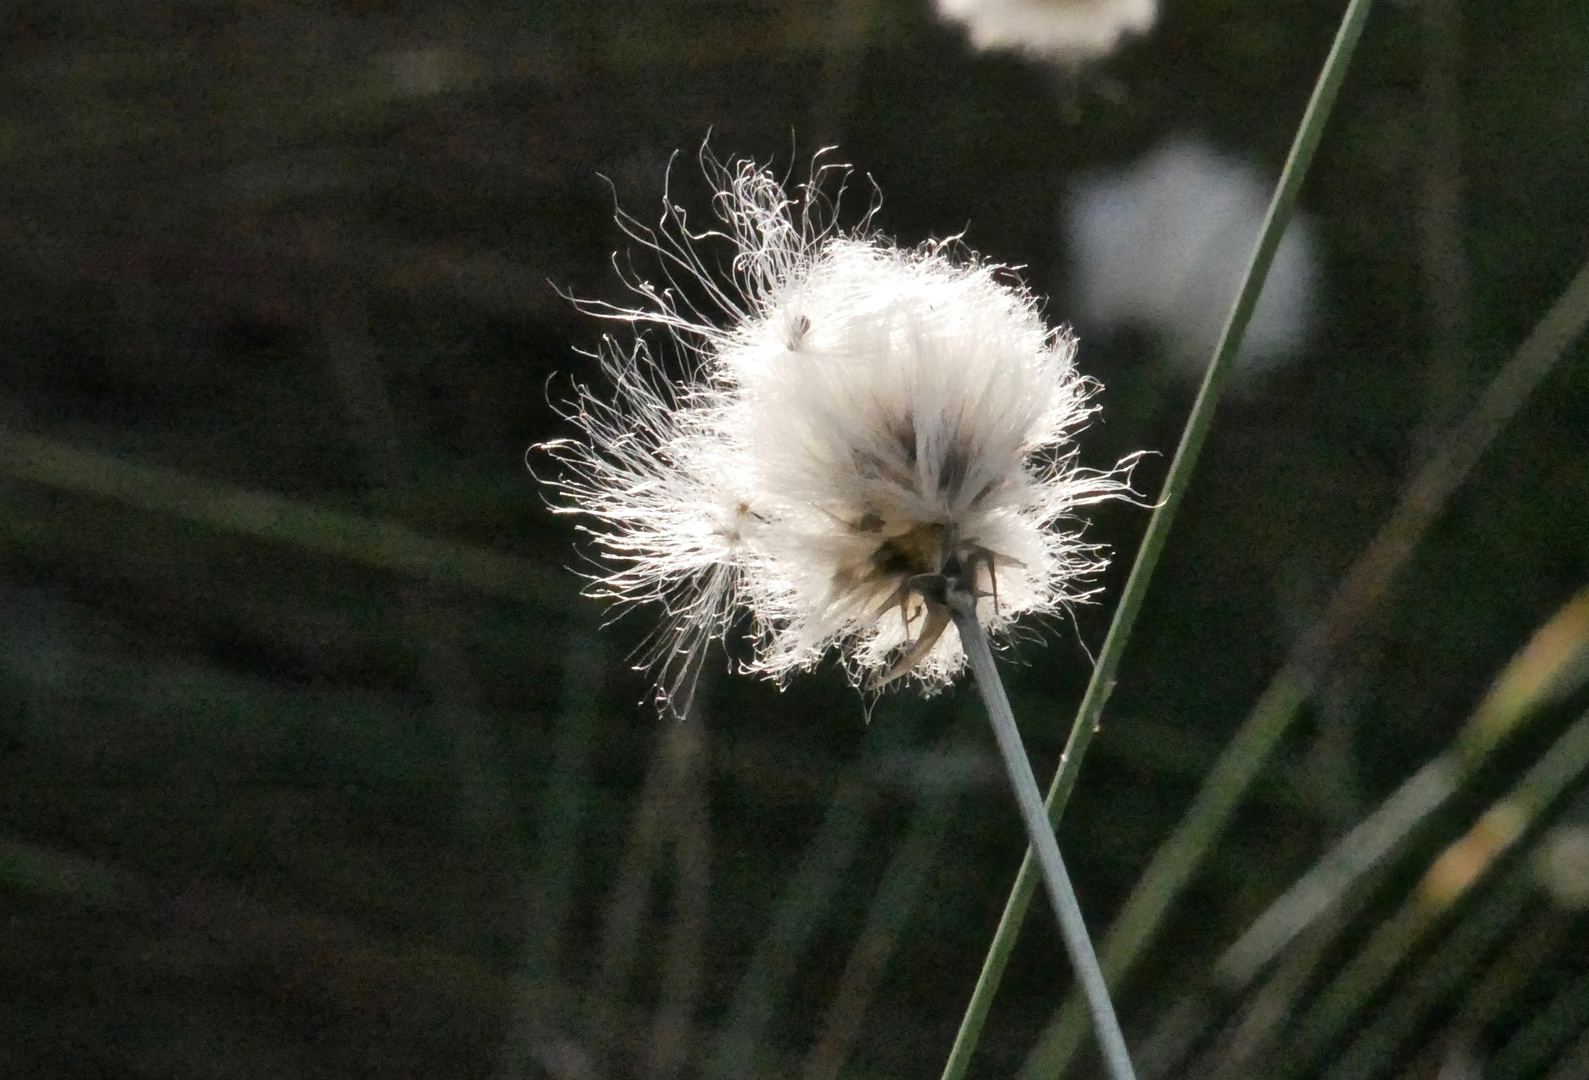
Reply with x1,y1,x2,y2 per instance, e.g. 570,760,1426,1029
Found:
1023,253,1589,1080
948,597,1136,1080
939,2,1377,1078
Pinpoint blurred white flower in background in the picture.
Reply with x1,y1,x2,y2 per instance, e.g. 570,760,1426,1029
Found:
379,46,480,98
934,0,1156,61
1066,137,1320,383
1538,824,1589,911
539,157,1134,712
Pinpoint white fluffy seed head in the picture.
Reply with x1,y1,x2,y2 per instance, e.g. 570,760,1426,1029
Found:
540,155,1133,712
934,0,1157,62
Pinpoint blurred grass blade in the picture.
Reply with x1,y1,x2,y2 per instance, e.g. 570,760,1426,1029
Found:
495,629,607,1079
1408,910,1568,1080
0,836,518,1007
647,715,714,1080
0,836,126,905
0,427,564,608
1488,971,1589,1079
1218,758,1454,986
1315,851,1539,1080
1544,1022,1589,1080
1297,707,1589,1075
1216,585,1589,988
939,2,1377,1076
801,714,973,1080
1019,255,1589,1080
587,705,706,1062
1186,579,1589,1074
704,707,920,1080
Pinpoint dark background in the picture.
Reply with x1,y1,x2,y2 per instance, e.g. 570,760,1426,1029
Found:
3,1,1588,1078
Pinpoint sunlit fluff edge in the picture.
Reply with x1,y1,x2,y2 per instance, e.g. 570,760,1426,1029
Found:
539,154,1135,712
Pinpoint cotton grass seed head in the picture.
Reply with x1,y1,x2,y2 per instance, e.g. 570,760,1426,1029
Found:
539,153,1133,713
935,0,1156,62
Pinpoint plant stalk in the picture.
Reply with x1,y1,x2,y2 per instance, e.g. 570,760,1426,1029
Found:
948,595,1137,1080
939,2,1376,1077
1022,252,1589,1080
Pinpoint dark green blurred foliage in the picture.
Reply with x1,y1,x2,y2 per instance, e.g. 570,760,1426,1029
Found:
1,2,1587,1079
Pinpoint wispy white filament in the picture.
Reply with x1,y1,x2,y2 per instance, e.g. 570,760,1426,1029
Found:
542,156,1132,710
